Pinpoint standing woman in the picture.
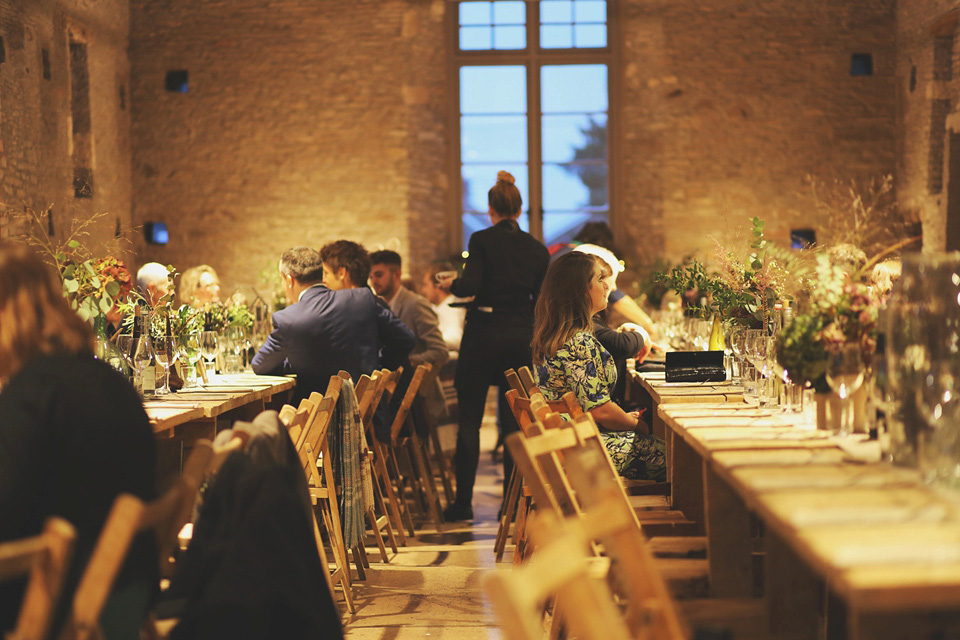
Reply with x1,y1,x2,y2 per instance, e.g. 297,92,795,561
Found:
0,242,158,638
441,171,549,521
532,251,665,481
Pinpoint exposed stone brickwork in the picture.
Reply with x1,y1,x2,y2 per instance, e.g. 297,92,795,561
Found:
1,0,907,292
619,0,897,266
129,0,450,295
0,0,133,257
897,0,958,251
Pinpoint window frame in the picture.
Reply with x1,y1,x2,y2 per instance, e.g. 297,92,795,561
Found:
446,0,621,249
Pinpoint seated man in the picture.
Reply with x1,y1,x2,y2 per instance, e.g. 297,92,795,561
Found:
136,261,172,306
371,251,450,425
319,240,371,291
251,247,414,404
370,250,448,373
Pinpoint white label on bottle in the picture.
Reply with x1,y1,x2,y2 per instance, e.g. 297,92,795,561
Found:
142,363,156,394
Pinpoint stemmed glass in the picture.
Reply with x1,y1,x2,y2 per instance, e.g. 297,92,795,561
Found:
725,325,744,384
154,335,180,395
179,332,203,388
825,343,865,437
200,331,220,379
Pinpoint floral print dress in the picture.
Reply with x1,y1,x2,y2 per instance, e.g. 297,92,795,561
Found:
535,330,666,481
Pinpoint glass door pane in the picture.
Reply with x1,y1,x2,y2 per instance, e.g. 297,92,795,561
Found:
540,64,609,247
460,65,529,248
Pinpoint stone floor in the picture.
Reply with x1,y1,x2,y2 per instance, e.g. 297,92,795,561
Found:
344,399,507,640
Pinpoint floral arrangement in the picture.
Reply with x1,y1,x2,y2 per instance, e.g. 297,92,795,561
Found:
62,252,135,320
656,217,805,327
10,206,139,320
776,253,879,390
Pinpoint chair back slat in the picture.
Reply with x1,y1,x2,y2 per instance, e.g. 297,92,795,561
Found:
504,368,528,399
389,363,432,444
516,366,538,397
0,517,75,640
68,494,145,640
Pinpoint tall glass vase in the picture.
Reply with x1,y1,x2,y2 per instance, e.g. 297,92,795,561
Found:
92,312,131,377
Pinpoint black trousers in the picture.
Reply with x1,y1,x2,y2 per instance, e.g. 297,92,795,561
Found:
452,314,533,508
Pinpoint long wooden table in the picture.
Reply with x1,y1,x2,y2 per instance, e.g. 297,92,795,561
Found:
640,369,960,640
144,373,295,482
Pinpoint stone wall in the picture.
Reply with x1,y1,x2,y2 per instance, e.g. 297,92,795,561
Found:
129,0,449,297
0,0,132,259
619,0,898,267
896,0,960,251
0,0,903,293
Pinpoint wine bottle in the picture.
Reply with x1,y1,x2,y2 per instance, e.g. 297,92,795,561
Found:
134,307,156,396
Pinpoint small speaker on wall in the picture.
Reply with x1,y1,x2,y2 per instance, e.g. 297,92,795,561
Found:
144,222,169,245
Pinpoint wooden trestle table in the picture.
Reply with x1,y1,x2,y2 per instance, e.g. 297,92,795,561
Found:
635,369,960,640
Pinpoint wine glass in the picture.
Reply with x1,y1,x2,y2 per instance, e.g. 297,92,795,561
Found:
825,343,865,437
200,331,220,379
725,325,744,384
154,335,180,395
179,332,202,388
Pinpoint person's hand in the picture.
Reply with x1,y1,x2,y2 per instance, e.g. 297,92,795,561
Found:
620,323,654,363
434,270,456,293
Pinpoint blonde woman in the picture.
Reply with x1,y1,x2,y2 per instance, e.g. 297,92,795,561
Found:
532,251,665,481
0,242,157,638
179,264,222,307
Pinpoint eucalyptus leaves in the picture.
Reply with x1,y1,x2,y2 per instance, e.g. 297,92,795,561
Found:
60,246,134,321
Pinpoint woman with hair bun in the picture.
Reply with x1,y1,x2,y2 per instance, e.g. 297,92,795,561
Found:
439,171,550,522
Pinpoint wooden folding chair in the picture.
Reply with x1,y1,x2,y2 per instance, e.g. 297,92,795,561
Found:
280,380,355,614
484,513,632,640
69,442,213,640
494,388,540,563
0,517,76,640
562,446,688,639
354,369,412,546
330,371,400,575
425,375,457,506
387,363,445,530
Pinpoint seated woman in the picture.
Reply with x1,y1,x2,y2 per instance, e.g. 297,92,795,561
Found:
532,251,666,481
179,264,222,308
0,242,158,638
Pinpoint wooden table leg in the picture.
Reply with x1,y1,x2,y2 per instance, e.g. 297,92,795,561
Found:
671,435,704,533
704,463,753,597
765,530,822,640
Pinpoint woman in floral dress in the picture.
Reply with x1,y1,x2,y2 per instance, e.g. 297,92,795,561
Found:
532,251,666,481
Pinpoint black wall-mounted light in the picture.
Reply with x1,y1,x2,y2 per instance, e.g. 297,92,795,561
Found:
144,222,169,245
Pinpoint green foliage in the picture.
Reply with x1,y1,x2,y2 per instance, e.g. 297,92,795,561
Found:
775,313,830,391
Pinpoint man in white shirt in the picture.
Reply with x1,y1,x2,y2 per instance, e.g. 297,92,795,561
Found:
420,263,467,355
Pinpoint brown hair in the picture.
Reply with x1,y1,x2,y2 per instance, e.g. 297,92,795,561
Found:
531,252,600,363
0,242,93,380
488,170,523,219
319,240,371,286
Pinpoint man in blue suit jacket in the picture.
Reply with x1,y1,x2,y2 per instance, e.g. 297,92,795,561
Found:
252,246,414,403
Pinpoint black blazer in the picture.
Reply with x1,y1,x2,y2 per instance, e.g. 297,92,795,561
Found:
451,219,550,323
